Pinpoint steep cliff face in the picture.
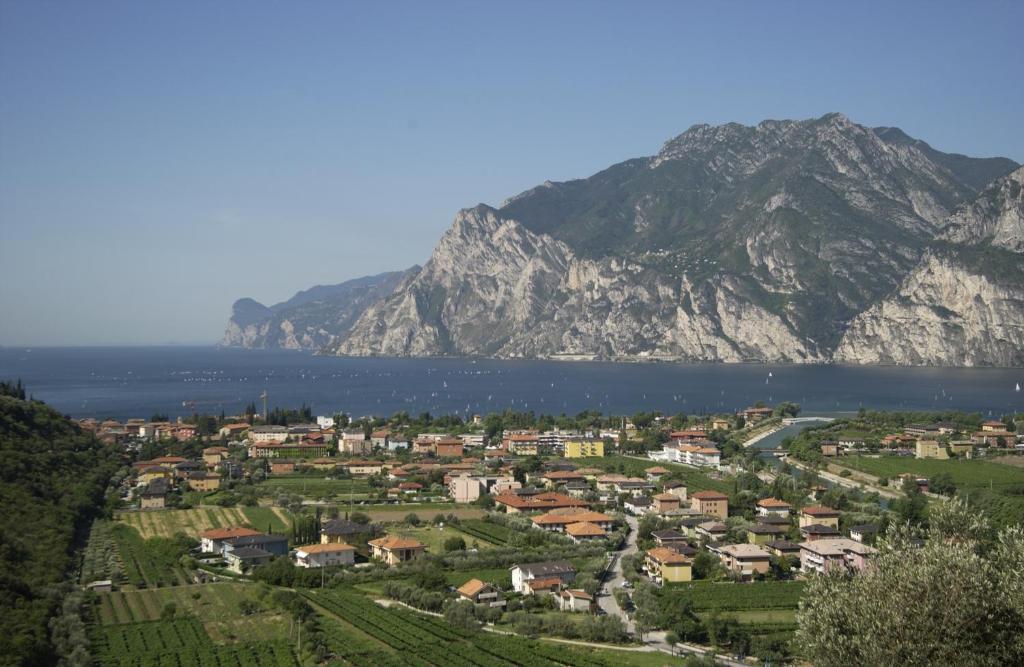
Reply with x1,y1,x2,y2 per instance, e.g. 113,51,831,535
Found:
833,254,1024,366
836,167,1024,366
329,114,1018,363
330,206,819,360
941,166,1024,252
221,269,412,350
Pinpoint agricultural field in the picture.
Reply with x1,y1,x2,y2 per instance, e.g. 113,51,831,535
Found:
258,475,373,498
837,456,1024,526
459,519,513,545
663,581,805,612
304,589,621,667
573,456,731,494
361,506,486,523
94,583,292,643
89,616,299,667
80,519,124,584
109,524,190,588
388,525,497,553
118,506,292,540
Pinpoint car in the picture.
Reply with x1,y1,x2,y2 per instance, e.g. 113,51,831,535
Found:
622,580,633,589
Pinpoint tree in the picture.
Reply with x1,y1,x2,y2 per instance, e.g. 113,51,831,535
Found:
444,600,479,631
443,536,466,552
404,513,421,526
795,500,1024,666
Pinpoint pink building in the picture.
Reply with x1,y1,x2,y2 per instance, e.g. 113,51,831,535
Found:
800,538,876,574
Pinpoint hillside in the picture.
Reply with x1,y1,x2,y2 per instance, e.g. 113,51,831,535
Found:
0,383,121,666
327,113,1019,363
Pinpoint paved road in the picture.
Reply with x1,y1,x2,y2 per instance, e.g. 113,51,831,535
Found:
596,514,639,633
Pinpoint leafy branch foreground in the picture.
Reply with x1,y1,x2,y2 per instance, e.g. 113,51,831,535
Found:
796,498,1024,666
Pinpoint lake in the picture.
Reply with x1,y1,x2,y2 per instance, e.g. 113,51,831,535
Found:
1,346,1022,420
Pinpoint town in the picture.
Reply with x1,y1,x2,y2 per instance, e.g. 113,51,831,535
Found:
69,399,1024,665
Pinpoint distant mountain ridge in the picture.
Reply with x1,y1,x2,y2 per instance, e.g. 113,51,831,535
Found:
225,113,1022,366
221,269,414,350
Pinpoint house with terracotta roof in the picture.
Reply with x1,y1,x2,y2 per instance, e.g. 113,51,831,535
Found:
653,492,681,514
564,522,608,542
644,547,692,584
199,527,262,554
510,561,576,594
743,406,774,422
531,509,613,533
457,578,504,606
747,523,789,545
799,506,840,529
542,470,587,487
294,543,355,568
800,523,841,541
435,437,465,458
756,498,792,518
691,490,729,519
559,589,594,612
368,536,426,565
719,543,772,578
187,471,221,492
711,418,731,431
645,466,671,481
493,492,589,514
203,446,230,467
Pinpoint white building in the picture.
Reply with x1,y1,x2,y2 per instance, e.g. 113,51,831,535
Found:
653,441,721,468
294,543,355,568
316,415,336,429
250,425,288,443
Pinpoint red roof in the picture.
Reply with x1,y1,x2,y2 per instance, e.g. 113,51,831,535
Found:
692,490,728,500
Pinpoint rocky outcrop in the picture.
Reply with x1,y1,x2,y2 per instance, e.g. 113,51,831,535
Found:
942,166,1024,252
833,253,1024,366
221,270,412,350
329,114,1019,363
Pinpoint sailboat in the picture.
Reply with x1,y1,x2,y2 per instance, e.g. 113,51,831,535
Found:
1016,382,1021,392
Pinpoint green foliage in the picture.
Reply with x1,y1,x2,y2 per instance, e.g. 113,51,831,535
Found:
0,393,122,665
796,501,1024,666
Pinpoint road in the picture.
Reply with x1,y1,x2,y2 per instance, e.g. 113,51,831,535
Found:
597,515,749,667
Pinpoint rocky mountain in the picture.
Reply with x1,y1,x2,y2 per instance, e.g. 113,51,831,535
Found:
221,269,413,350
326,113,1019,363
835,167,1024,366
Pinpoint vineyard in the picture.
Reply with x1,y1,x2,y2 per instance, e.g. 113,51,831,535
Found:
110,524,189,588
81,519,125,584
118,506,292,540
90,617,299,667
258,475,372,498
665,581,805,611
303,589,612,667
458,520,513,545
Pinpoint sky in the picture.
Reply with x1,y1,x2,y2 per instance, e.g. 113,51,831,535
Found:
1,1,1022,346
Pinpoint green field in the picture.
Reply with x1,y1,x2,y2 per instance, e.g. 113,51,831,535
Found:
664,581,805,612
388,525,497,554
459,519,514,545
838,456,1024,526
259,475,373,498
95,583,292,643
118,506,292,539
89,616,299,666
574,456,731,493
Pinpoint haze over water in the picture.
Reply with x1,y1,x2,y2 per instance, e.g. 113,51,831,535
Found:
2,347,1022,421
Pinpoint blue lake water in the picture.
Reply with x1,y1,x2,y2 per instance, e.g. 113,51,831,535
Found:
1,346,1022,421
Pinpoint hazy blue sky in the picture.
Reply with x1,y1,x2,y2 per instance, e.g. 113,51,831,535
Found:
1,1,1022,345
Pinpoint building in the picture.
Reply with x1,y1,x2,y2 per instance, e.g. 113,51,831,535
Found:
644,547,693,584
449,475,483,503
662,481,688,501
645,466,671,481
269,460,295,475
224,533,289,557
820,442,840,457
492,492,589,514
294,543,356,568
199,527,262,554
532,509,613,533
203,446,230,466
139,479,169,510
559,589,594,612
800,523,842,541
564,522,608,542
711,418,731,431
800,538,877,573
370,430,390,449
321,519,372,545
756,498,792,518
368,536,426,565
799,506,840,529
747,523,789,545
435,437,465,458
651,530,689,548
506,434,541,456
848,524,878,543
510,561,576,594
916,440,949,460
743,406,774,422
766,540,802,559
653,492,682,515
564,439,604,458
696,521,728,541
339,431,372,455
457,579,504,606
187,471,221,492
316,415,335,429
250,425,288,443
225,547,273,573
719,543,772,578
981,420,1007,432
217,424,249,439
624,496,654,515
138,466,173,485
691,490,729,520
